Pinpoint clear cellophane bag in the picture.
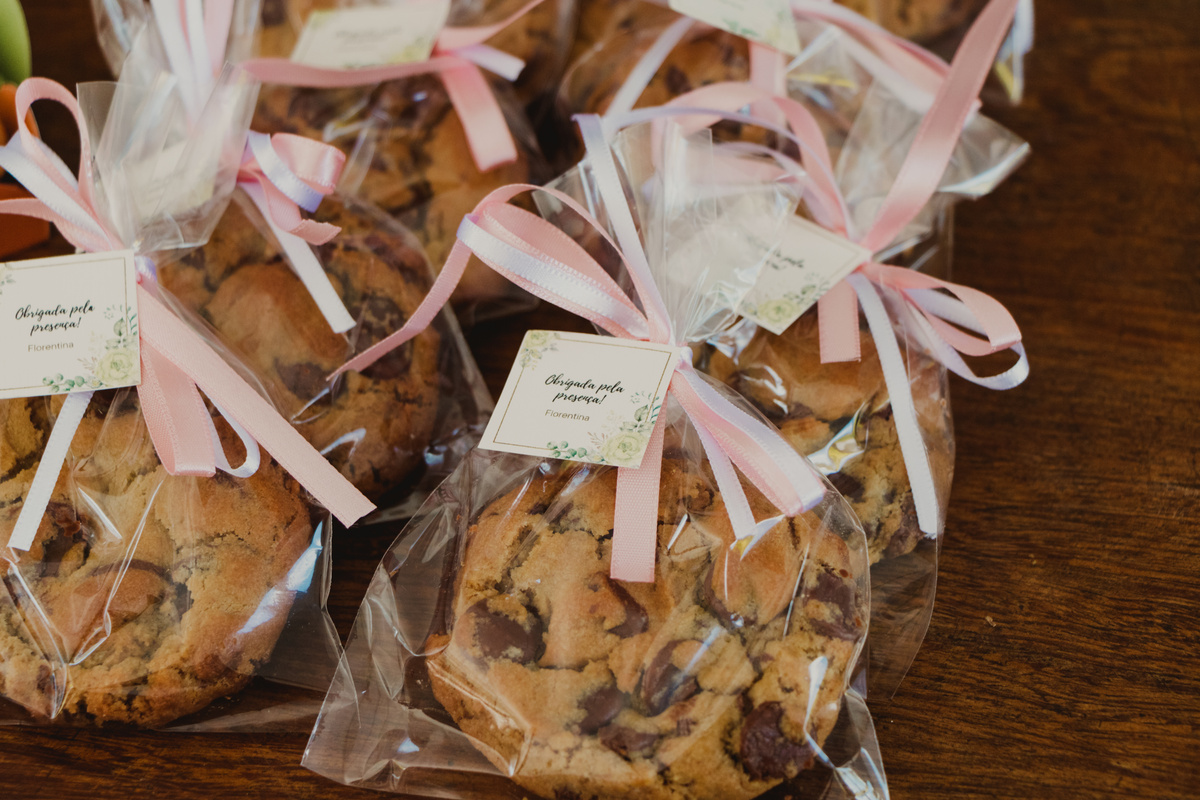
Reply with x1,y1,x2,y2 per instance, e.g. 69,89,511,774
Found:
302,124,889,799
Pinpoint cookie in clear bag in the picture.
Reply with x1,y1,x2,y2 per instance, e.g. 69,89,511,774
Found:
0,390,317,726
421,442,869,799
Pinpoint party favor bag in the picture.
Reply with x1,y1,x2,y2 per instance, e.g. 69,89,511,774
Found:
0,42,372,728
91,0,495,511
303,119,889,800
567,0,1032,104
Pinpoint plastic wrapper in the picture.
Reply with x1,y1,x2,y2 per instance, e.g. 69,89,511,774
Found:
0,40,345,730
252,0,553,321
255,0,577,110
158,189,494,514
567,0,1032,104
697,305,951,697
303,122,889,800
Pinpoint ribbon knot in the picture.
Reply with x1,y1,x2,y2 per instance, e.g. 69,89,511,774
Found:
144,0,357,333
0,77,373,553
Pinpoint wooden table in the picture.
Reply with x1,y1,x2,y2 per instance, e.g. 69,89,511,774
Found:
3,1,1198,797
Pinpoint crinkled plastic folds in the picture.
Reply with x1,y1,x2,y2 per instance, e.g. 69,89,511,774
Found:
304,415,889,799
567,0,1030,104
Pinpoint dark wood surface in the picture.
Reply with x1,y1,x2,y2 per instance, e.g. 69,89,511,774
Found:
3,1,1199,797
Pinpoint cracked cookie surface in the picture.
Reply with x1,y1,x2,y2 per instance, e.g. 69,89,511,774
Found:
161,192,442,501
425,458,866,800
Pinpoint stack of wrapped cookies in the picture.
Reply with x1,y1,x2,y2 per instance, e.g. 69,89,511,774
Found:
0,0,1033,797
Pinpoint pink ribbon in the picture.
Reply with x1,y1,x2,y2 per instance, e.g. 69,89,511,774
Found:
241,0,546,172
238,131,346,245
0,78,374,538
332,135,830,583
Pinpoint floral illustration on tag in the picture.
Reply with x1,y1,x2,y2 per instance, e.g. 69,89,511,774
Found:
42,304,138,393
0,264,14,296
742,280,831,330
548,391,662,467
518,330,560,369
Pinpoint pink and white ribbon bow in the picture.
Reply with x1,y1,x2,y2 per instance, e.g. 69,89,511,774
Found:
149,0,356,332
600,0,1028,537
241,0,546,172
0,78,374,552
330,115,830,583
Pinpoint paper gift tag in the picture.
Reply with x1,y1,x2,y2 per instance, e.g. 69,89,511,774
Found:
290,1,451,69
738,216,871,334
668,0,802,56
0,250,140,399
480,331,679,469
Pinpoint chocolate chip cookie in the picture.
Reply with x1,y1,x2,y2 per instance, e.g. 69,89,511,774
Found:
0,390,314,726
425,457,867,800
159,191,443,502
701,309,953,564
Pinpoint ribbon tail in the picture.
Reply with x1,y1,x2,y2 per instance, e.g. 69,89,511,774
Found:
7,392,93,552
440,62,518,171
333,238,473,377
610,413,666,583
748,43,787,129
241,182,356,334
818,280,862,363
847,273,942,536
138,345,218,477
674,368,826,515
136,286,374,526
690,417,759,543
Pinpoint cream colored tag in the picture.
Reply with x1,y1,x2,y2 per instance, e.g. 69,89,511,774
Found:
479,331,679,468
668,0,802,55
0,250,140,399
739,216,871,335
290,2,451,69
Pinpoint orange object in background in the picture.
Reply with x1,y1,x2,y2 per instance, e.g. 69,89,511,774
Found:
0,83,50,257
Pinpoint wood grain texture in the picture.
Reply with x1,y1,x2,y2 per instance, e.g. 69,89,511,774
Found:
2,0,1198,797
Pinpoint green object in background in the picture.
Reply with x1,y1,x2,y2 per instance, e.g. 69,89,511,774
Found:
0,0,31,84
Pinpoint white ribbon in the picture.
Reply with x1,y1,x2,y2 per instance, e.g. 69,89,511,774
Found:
245,131,324,213
455,44,526,82
240,181,357,335
847,272,942,535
